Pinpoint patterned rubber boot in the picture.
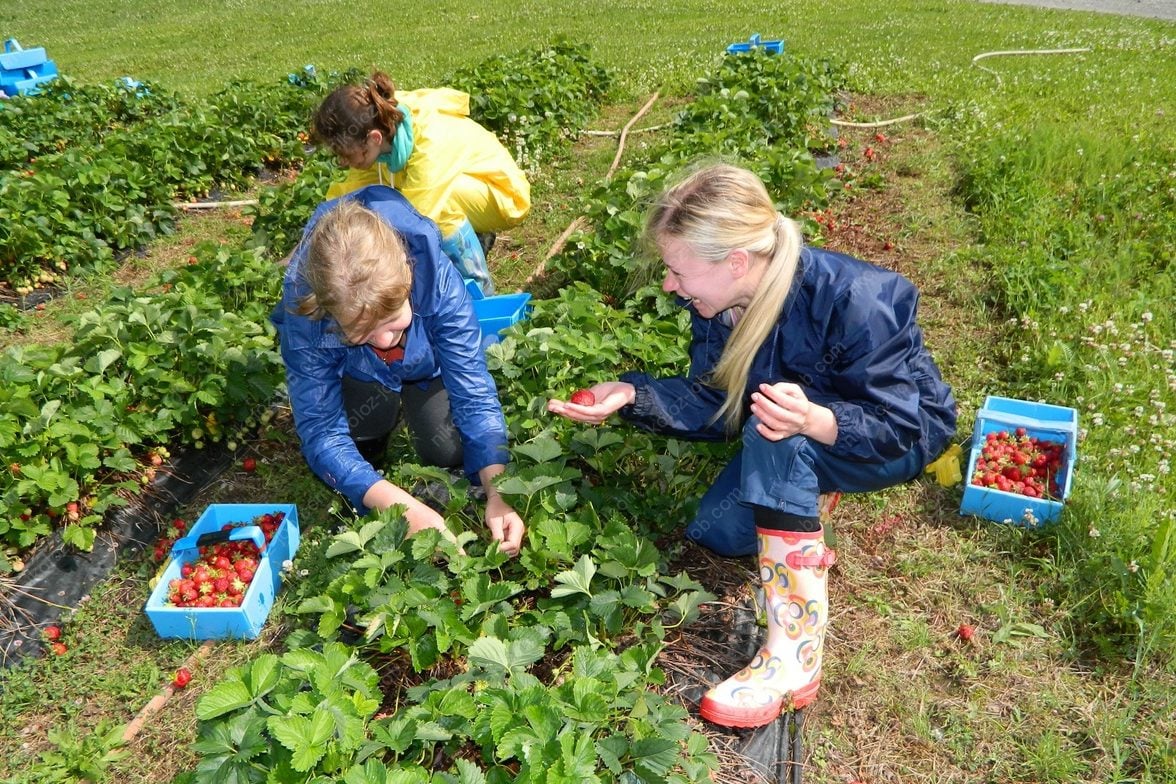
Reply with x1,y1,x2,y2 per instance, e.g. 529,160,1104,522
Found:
699,526,836,728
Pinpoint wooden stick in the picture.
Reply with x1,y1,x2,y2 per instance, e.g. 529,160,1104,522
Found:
830,113,922,129
172,199,259,210
606,91,661,182
525,217,587,286
122,639,215,742
524,93,662,287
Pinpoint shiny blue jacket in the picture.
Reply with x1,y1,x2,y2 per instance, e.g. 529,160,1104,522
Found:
271,186,509,510
620,246,957,464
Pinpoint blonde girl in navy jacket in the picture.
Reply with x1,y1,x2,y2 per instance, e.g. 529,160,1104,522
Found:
548,163,955,729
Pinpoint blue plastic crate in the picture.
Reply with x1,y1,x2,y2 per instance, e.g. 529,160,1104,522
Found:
463,277,486,300
959,396,1078,527
726,34,785,56
0,39,59,98
145,504,300,639
473,292,531,346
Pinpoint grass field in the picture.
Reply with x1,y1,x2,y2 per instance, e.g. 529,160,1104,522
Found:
1,1,1174,782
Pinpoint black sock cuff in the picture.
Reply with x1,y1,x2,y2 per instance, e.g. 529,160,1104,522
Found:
752,506,821,533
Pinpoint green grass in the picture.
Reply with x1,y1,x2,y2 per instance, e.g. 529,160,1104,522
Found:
1,1,1174,782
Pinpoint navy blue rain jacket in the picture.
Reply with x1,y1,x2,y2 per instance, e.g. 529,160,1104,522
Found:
271,186,509,511
620,246,957,464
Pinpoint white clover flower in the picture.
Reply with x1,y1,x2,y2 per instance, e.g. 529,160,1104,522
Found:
1142,311,1153,322
1089,527,1101,538
1128,561,1139,573
282,559,294,573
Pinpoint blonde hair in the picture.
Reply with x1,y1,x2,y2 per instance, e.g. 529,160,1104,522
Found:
296,200,412,343
646,163,803,431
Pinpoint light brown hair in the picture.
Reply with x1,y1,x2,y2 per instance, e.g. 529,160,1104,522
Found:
296,200,412,343
311,70,405,153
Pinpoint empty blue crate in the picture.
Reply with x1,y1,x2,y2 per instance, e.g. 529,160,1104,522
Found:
959,396,1078,527
145,504,300,640
726,34,785,56
0,39,59,98
474,293,531,347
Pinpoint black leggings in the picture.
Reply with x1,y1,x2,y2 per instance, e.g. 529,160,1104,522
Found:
340,376,463,468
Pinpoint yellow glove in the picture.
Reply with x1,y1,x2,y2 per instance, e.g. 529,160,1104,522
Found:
926,444,963,487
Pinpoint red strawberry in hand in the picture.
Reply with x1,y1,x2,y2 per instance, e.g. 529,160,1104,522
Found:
569,389,596,406
172,667,192,689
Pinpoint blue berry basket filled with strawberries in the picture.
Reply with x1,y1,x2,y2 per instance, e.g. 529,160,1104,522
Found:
145,504,300,639
959,396,1078,527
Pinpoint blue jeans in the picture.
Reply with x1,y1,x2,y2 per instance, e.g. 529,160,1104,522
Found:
686,417,924,557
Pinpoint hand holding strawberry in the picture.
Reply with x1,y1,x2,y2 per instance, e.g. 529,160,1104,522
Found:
547,382,636,426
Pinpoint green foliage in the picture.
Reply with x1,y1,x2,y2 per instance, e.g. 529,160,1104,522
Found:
450,39,612,168
0,72,326,288
954,119,1176,659
9,718,128,784
0,244,282,550
245,156,338,260
547,50,843,299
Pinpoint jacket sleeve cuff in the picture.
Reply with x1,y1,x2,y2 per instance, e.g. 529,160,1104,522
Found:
826,402,867,459
618,371,649,419
462,442,511,485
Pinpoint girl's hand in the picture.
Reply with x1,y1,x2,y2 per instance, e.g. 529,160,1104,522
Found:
547,382,635,425
750,382,813,441
484,495,525,557
750,382,838,445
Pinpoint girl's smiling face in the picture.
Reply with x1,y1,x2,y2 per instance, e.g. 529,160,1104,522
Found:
659,237,744,319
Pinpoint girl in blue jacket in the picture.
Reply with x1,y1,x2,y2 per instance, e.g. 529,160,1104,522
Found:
273,185,525,555
548,163,956,728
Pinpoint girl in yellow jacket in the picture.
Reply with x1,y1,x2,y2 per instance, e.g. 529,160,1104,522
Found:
312,71,532,294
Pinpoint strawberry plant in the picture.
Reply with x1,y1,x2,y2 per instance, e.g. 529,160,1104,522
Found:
450,39,611,166
546,50,843,300
0,243,283,551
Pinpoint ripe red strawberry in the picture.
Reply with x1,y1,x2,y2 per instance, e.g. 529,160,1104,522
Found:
242,457,257,473
569,389,596,406
172,667,192,689
956,623,975,642
50,642,68,656
43,625,62,642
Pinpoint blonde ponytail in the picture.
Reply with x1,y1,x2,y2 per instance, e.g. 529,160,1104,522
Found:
710,215,801,429
646,164,803,432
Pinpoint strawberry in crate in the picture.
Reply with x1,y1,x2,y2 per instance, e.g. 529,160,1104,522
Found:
969,427,1065,499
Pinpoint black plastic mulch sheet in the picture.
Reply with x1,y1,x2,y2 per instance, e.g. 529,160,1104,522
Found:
0,445,234,670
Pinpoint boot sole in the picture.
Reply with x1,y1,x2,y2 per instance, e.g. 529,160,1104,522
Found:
699,678,821,728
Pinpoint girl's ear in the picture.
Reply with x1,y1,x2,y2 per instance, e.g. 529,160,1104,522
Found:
727,248,751,278
367,129,386,148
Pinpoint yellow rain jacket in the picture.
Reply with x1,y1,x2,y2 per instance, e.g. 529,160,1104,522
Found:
324,88,531,237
